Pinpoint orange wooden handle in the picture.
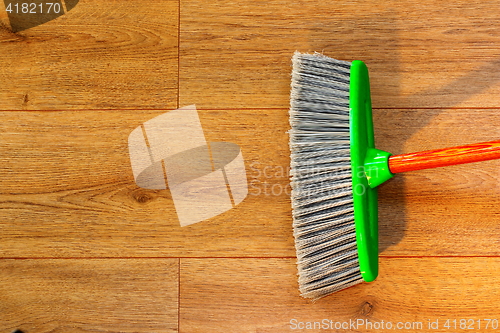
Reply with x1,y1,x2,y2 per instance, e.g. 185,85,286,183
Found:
388,140,500,174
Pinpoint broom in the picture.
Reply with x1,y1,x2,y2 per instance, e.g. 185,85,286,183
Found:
289,51,500,300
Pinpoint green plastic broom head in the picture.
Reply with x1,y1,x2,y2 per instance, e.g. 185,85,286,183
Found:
349,60,394,282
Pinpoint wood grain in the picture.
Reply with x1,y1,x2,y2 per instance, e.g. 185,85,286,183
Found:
0,109,294,258
0,0,178,110
0,108,498,257
0,258,179,333
180,0,500,109
180,258,500,333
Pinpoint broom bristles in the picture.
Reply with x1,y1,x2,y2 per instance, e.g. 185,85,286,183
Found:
289,52,364,300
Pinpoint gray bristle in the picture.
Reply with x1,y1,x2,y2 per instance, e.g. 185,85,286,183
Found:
289,52,363,300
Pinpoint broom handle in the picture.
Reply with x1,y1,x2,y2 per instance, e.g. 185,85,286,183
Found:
388,140,500,174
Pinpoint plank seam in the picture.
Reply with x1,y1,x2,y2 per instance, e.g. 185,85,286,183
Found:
1,107,500,112
0,256,499,260
178,257,181,333
177,0,181,109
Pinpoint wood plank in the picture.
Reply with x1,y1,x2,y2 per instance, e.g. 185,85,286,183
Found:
0,109,294,257
0,108,498,257
180,258,500,333
0,258,178,333
0,0,178,110
180,0,500,109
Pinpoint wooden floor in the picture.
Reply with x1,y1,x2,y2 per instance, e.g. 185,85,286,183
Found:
1,0,500,332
